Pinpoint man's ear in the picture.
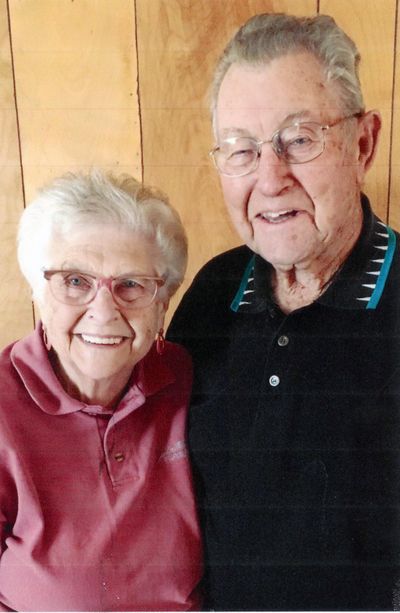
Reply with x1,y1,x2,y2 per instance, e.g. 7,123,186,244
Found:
356,110,381,183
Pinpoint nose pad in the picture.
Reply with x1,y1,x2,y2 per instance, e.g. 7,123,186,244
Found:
271,134,286,159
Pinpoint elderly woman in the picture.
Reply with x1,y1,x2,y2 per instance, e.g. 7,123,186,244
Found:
0,170,202,611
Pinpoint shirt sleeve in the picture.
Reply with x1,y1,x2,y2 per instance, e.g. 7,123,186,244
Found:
0,454,16,556
0,454,17,611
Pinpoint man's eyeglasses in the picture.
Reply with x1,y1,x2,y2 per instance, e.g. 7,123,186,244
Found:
43,270,165,309
210,113,362,177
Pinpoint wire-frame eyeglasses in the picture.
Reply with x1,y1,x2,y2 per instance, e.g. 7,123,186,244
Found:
210,113,362,177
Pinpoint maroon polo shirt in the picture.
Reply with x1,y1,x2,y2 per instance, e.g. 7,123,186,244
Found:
0,323,202,611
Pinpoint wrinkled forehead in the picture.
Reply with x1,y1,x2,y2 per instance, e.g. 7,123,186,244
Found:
214,53,343,135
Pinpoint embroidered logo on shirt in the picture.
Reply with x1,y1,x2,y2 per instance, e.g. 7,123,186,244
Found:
159,440,188,463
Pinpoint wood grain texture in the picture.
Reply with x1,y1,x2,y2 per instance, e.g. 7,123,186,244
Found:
320,0,397,222
1,0,142,347
0,0,33,349
389,3,400,228
9,0,142,202
136,0,317,324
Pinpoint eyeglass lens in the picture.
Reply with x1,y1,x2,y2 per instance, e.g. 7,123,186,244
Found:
215,122,326,175
47,271,158,308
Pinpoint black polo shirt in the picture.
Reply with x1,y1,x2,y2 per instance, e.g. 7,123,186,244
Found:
168,197,400,611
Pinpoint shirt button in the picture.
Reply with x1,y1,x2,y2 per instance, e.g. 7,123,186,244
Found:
277,335,289,347
269,375,280,387
114,452,125,462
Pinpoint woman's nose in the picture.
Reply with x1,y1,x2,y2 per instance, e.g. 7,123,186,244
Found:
86,286,119,322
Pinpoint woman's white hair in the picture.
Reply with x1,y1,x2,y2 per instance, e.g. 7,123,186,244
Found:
17,169,188,301
211,13,365,127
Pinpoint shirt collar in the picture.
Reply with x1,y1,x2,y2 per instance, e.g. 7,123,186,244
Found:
231,195,397,314
10,322,175,415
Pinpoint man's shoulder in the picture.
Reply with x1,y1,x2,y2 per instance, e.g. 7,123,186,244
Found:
177,244,254,312
192,244,253,281
204,244,252,263
168,245,253,343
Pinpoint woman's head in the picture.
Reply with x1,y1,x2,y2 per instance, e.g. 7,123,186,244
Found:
18,169,188,302
17,170,188,406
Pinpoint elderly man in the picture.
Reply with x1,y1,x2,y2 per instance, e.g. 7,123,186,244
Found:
168,12,400,612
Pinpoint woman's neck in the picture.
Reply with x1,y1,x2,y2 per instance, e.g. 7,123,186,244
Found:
49,351,133,408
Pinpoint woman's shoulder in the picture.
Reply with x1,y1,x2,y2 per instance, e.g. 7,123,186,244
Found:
0,329,48,409
163,340,192,372
0,340,30,431
139,341,193,398
0,341,18,384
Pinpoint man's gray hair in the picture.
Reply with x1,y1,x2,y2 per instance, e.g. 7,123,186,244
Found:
17,169,188,300
211,13,365,121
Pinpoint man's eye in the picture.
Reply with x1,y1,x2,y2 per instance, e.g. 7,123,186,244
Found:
227,148,255,165
287,135,313,147
230,148,253,157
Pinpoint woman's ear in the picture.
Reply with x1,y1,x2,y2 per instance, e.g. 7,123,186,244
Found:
356,110,382,183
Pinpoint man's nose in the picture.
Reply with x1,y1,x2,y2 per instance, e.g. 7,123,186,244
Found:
87,286,119,322
254,145,294,196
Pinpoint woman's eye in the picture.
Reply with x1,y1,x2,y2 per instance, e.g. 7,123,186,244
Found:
64,274,91,290
120,279,141,289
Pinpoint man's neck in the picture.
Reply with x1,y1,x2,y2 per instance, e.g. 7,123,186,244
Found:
272,216,363,314
273,265,339,314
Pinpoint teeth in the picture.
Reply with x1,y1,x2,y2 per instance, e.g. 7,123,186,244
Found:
260,210,295,223
81,334,124,345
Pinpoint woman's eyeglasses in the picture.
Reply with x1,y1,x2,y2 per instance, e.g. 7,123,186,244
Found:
43,269,165,309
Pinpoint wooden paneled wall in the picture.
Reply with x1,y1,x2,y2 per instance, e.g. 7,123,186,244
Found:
0,0,399,348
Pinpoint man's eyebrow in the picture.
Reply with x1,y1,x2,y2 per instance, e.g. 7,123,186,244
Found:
218,111,316,140
281,111,313,125
219,127,253,138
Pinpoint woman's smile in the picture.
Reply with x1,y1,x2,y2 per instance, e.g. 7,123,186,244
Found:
77,333,130,346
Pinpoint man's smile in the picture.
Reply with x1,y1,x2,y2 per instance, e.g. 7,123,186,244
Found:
256,209,301,224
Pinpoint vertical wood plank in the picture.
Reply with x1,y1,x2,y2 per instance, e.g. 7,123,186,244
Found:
136,0,317,322
9,0,142,203
320,0,397,223
389,2,400,229
0,0,33,349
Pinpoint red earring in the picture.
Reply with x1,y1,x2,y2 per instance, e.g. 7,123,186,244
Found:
156,328,165,355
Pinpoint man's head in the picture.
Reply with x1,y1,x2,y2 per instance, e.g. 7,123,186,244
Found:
211,14,381,274
211,13,364,123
